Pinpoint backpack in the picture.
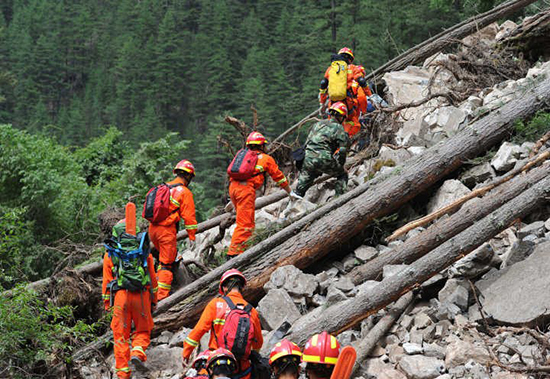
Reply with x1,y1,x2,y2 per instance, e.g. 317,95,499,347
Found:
328,54,348,101
227,148,260,181
221,296,255,361
104,225,151,296
142,183,183,223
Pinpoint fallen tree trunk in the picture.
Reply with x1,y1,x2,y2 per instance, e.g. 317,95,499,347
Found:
500,9,550,61
286,176,550,346
352,292,415,376
365,0,538,82
349,160,550,284
152,73,550,332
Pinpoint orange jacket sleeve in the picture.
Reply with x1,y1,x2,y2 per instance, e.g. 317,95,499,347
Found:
179,187,198,241
102,253,114,311
263,154,289,189
182,298,217,359
319,66,331,105
147,254,158,305
251,307,263,351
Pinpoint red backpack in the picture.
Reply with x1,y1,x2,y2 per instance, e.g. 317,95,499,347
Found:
142,183,182,223
227,149,259,181
221,296,255,361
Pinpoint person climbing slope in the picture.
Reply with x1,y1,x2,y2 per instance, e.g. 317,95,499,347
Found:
295,102,350,198
319,47,372,137
144,159,198,300
102,219,158,378
227,131,300,257
182,269,263,379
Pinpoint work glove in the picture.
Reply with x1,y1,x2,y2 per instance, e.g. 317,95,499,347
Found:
188,238,197,251
289,191,303,201
319,104,326,117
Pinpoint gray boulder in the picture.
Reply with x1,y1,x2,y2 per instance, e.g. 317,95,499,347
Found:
461,162,495,188
378,145,413,166
263,265,319,298
518,221,546,239
477,241,550,326
398,355,446,379
326,285,348,305
143,345,184,375
355,245,379,263
257,288,302,331
491,142,521,172
427,179,471,214
500,239,535,268
445,340,490,368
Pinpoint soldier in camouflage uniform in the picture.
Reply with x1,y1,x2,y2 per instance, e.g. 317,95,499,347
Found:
296,101,350,198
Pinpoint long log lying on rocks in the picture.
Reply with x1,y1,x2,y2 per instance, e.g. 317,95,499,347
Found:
349,159,550,284
352,293,414,376
286,176,550,346
365,0,538,82
152,74,550,332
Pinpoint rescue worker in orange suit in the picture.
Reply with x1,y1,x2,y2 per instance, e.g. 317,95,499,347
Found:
228,131,298,257
148,159,198,300
301,331,341,379
182,269,263,379
269,339,302,379
102,220,158,379
319,47,372,137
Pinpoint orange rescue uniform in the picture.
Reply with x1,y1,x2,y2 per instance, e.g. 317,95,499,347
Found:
228,152,289,256
102,253,158,379
319,63,372,137
182,291,263,379
148,176,197,300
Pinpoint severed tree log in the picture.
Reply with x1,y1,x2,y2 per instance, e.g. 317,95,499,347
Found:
385,151,550,242
349,160,550,284
352,293,414,376
500,9,550,61
286,176,550,346
151,73,550,332
365,0,538,82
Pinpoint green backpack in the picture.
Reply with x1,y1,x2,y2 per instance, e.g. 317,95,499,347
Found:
104,221,151,295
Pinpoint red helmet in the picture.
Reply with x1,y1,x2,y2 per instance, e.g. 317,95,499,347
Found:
329,102,348,117
269,339,302,366
338,47,354,62
206,348,237,372
302,331,341,365
246,131,267,145
219,269,247,295
192,349,214,370
173,159,195,176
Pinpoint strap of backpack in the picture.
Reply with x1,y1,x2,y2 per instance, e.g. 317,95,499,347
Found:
223,295,237,310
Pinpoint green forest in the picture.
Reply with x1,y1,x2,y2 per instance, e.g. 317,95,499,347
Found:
0,0,545,283
0,0,547,374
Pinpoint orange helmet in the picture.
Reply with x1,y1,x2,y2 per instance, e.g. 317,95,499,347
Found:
329,102,348,117
219,269,247,295
206,348,237,373
269,339,302,366
246,131,267,145
338,47,354,62
192,350,214,370
173,159,195,176
302,331,341,365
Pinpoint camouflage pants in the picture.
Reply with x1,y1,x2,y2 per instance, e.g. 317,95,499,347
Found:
296,156,347,197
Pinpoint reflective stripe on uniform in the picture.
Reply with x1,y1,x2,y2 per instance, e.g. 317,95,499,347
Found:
116,367,130,373
185,337,199,347
131,346,146,355
185,224,198,230
102,294,110,300
276,177,287,185
319,88,327,94
213,318,226,325
152,287,158,293
158,282,171,290
170,196,180,207
254,165,264,172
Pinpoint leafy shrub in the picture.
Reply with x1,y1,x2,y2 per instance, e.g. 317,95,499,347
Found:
513,111,550,144
0,287,98,378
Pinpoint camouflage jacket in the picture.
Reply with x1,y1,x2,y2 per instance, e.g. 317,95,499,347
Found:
305,119,349,161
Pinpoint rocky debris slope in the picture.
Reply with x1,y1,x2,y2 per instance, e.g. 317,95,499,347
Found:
81,18,550,379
